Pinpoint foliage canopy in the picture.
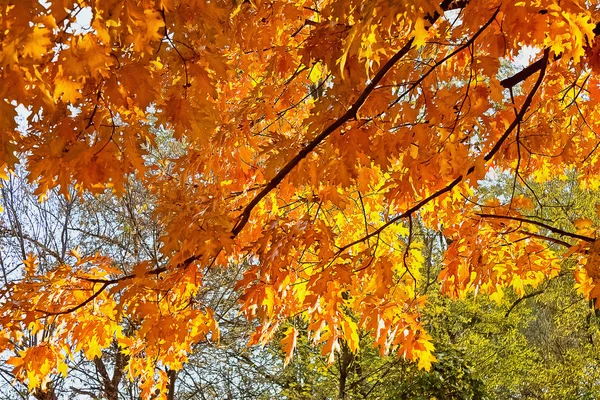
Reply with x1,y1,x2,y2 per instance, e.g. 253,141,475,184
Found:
2,0,600,397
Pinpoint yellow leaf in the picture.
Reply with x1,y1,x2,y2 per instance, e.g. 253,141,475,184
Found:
53,77,82,104
309,62,324,84
342,318,360,353
281,326,297,366
338,27,357,79
489,285,504,304
23,27,52,59
57,361,68,377
412,18,428,48
84,336,103,360
417,348,437,371
23,253,37,276
574,218,594,229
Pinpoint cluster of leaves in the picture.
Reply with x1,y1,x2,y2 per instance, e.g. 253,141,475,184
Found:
2,0,600,397
268,172,600,400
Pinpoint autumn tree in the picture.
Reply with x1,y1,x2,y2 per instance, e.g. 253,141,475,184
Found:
0,169,159,399
269,170,600,400
2,0,600,397
0,131,255,399
266,319,487,400
436,172,600,399
173,262,286,399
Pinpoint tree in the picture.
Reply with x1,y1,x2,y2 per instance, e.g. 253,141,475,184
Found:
0,168,160,399
2,0,600,397
434,173,600,399
269,323,487,400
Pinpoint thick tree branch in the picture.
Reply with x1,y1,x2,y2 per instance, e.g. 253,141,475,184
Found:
500,57,546,89
504,272,566,317
166,369,177,400
501,20,600,89
79,264,169,285
517,229,573,248
35,253,202,315
93,356,113,397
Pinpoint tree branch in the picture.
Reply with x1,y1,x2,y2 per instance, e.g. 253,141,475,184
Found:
500,57,546,89
500,20,600,89
231,36,416,236
504,288,545,317
166,369,177,400
517,229,573,248
504,272,566,317
477,213,594,243
35,282,109,316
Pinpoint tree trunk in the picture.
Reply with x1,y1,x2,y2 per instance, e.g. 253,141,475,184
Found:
167,369,177,400
338,341,354,400
33,387,57,400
